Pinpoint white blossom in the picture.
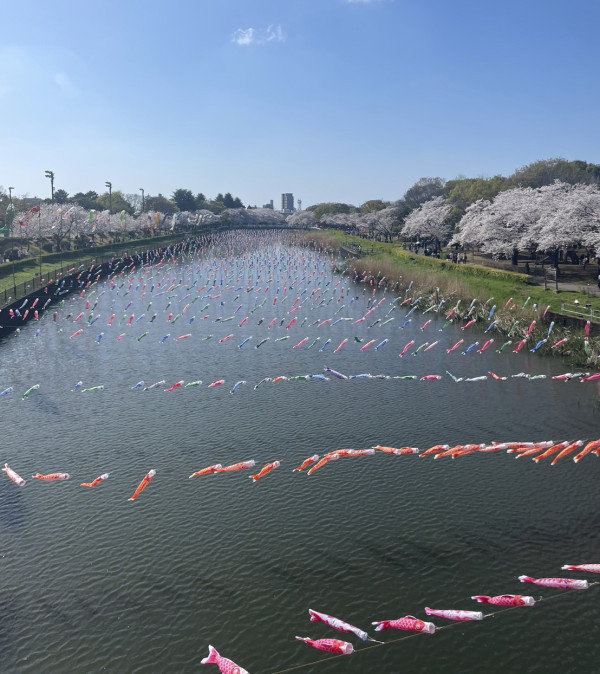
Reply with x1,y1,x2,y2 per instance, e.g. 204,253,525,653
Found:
286,210,315,228
453,181,600,258
401,196,452,244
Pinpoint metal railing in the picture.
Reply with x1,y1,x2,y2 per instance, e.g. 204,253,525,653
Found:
561,303,596,323
0,253,118,308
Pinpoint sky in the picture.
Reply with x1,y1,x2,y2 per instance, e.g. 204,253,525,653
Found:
2,0,600,209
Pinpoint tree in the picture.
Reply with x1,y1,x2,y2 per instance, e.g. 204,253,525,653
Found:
311,203,357,221
451,181,600,268
450,199,491,249
391,199,412,225
403,177,445,211
195,209,220,227
145,194,177,214
221,192,246,209
0,186,8,228
248,208,284,226
532,182,600,265
444,176,509,212
96,190,135,215
401,197,452,250
360,200,389,214
453,187,539,264
171,189,196,212
72,191,100,210
195,193,207,209
372,206,403,242
319,211,362,231
223,193,236,208
509,158,600,189
124,193,142,213
220,207,284,228
286,211,315,228
208,199,226,214
54,189,69,204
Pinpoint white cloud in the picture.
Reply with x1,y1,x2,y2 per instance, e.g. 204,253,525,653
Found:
54,72,79,97
233,28,255,46
265,25,286,43
233,24,286,46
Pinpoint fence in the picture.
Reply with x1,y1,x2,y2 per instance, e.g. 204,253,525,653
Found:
0,252,117,307
560,303,596,323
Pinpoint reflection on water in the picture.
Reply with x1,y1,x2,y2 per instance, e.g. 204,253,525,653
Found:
0,234,599,673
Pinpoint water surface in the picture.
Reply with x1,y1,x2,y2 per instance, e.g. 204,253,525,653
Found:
1,235,599,673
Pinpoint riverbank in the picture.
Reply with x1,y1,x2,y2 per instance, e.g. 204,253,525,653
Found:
306,230,599,367
0,232,189,308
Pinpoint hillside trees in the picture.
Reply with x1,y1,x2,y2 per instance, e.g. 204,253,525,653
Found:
402,177,446,210
172,189,196,212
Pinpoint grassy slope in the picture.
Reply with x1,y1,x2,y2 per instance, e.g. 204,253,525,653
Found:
0,234,186,301
307,230,599,366
316,231,600,314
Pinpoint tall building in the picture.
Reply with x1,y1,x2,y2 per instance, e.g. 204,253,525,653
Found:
281,193,294,213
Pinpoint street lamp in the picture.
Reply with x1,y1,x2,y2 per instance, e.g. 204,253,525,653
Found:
139,188,145,213
6,188,16,293
105,181,112,215
38,200,43,280
45,170,55,203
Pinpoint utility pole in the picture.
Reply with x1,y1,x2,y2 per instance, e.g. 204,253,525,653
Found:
7,188,16,295
139,188,145,213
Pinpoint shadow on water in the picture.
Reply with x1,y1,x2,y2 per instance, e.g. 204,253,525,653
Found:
0,480,27,531
24,393,64,418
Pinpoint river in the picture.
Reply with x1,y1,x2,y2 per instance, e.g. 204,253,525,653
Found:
0,232,599,673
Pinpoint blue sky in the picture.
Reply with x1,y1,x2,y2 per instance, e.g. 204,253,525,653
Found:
2,0,600,208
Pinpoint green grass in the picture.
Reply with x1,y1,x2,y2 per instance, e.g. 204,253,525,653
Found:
319,231,600,314
0,233,187,303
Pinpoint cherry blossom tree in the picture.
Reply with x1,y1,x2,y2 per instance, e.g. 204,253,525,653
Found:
532,182,600,262
286,210,315,228
373,206,403,242
247,208,286,227
450,199,491,248
196,210,221,228
217,207,286,228
401,196,452,250
453,187,540,263
453,181,600,265
319,212,361,232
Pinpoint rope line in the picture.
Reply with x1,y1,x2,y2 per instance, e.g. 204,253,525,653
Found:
268,581,600,674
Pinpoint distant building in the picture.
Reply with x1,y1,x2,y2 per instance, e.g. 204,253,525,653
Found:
281,193,295,214
262,200,274,210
